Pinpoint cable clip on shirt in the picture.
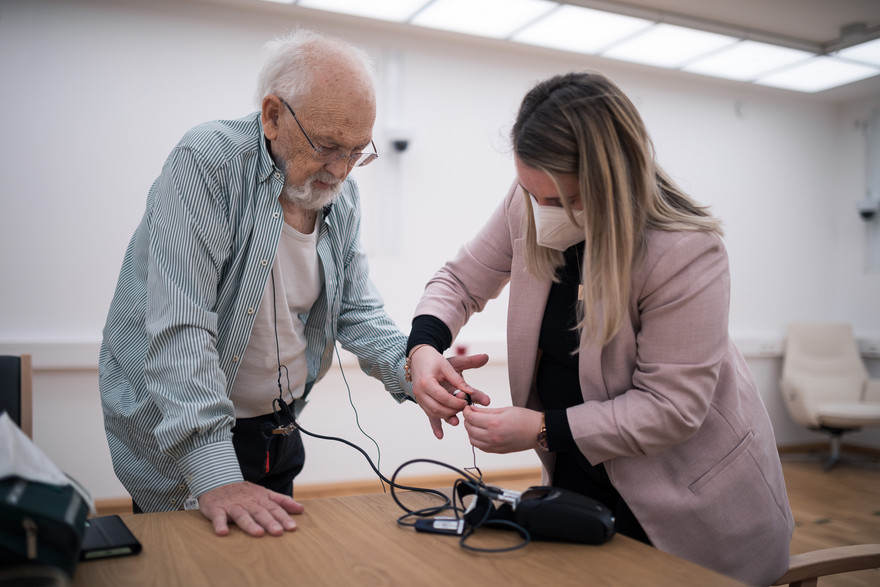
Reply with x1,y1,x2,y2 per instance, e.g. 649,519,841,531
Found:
271,422,297,436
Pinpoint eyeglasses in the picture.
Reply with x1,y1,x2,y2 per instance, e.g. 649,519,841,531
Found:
280,99,378,168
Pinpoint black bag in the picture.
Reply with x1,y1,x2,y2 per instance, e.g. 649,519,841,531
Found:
0,477,90,577
513,486,616,544
458,483,616,545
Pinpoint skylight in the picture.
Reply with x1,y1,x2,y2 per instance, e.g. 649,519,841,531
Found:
269,0,880,94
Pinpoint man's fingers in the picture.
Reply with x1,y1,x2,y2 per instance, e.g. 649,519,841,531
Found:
265,496,301,531
439,363,473,394
253,509,285,536
466,389,492,406
229,506,265,537
211,512,231,537
439,362,489,404
421,383,468,416
214,506,264,538
269,493,305,516
447,353,489,371
429,415,444,439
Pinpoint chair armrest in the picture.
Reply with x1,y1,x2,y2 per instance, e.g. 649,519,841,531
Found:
772,544,880,586
779,378,821,427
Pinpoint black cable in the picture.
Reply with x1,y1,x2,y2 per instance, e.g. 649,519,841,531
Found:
268,269,448,508
390,458,481,520
270,270,292,428
280,407,450,509
390,459,531,553
273,375,530,552
334,344,385,492
267,269,526,550
460,518,531,553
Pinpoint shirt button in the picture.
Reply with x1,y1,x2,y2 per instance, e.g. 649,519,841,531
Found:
232,355,240,362
261,259,268,267
274,172,282,180
273,212,280,219
247,307,255,315
178,484,186,491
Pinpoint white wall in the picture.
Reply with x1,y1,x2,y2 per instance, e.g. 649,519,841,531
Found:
2,0,879,501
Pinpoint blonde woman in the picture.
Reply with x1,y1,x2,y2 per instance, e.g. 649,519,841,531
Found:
406,72,793,586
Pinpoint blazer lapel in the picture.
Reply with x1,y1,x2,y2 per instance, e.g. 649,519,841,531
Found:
507,239,551,409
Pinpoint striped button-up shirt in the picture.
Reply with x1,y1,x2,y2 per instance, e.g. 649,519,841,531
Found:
99,112,411,512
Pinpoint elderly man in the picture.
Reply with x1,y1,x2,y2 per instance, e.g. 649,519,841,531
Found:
99,29,485,538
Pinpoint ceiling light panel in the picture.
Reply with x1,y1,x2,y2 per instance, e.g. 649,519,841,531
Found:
755,56,880,93
837,37,880,67
296,0,428,22
512,4,653,54
409,0,558,39
683,40,813,81
601,23,739,69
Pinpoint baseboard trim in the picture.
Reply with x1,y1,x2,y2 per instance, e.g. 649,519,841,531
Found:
92,467,544,516
294,467,542,501
777,442,880,457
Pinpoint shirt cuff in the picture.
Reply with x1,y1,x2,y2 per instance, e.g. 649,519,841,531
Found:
177,440,244,499
396,354,416,401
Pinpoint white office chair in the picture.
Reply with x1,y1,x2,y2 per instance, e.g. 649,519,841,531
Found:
779,323,880,470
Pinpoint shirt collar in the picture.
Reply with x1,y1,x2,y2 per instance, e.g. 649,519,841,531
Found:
256,113,280,184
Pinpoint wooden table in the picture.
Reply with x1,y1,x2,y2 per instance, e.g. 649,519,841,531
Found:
72,490,748,586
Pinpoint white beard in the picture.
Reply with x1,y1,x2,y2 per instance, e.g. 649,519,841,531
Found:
279,167,341,211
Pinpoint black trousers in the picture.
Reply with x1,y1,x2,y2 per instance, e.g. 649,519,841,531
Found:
231,408,306,496
133,409,305,513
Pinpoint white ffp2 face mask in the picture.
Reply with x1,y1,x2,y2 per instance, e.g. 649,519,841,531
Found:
530,195,585,251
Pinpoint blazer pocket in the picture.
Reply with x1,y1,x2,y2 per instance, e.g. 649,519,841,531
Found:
688,430,754,494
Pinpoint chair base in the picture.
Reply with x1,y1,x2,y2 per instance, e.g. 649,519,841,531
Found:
779,431,880,471
780,450,880,472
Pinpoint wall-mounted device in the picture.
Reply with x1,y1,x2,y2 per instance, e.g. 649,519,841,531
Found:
857,196,879,221
862,108,879,223
388,130,412,153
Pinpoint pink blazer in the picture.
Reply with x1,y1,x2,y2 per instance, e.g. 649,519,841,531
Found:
415,182,794,586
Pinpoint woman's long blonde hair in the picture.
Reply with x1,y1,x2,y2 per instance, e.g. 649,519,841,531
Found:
512,72,723,348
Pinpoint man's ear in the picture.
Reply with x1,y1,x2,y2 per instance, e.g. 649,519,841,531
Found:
261,95,282,141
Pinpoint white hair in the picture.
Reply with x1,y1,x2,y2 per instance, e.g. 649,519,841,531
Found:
254,28,376,107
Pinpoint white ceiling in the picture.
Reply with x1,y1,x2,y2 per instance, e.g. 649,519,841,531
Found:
190,0,880,101
590,0,880,46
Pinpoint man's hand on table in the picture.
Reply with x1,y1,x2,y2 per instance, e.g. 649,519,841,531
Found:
198,481,304,537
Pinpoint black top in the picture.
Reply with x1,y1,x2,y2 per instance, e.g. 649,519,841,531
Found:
536,242,620,501
536,243,583,452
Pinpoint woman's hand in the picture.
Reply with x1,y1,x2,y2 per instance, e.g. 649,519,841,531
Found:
462,405,542,454
409,346,491,439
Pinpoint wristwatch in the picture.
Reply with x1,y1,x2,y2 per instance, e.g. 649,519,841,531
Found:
536,412,549,452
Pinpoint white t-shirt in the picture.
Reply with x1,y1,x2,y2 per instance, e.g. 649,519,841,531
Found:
229,220,322,418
